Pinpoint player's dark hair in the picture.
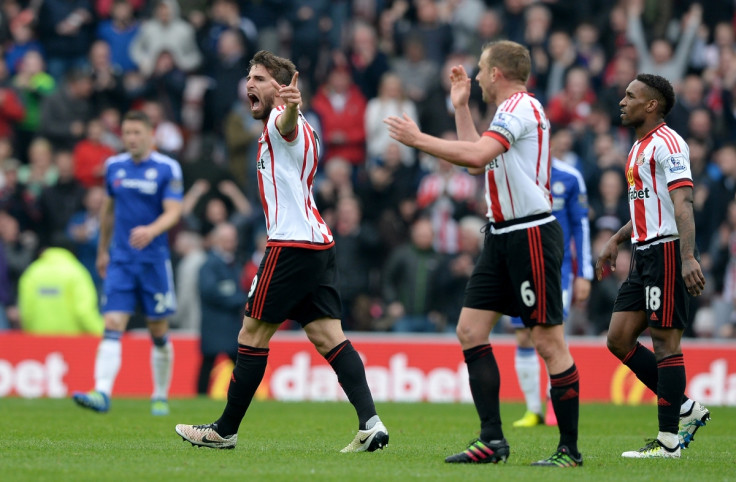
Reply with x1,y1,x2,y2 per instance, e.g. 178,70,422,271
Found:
122,110,153,128
249,50,297,86
636,73,675,117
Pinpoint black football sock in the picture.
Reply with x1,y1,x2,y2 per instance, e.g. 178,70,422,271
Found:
325,340,377,430
549,364,580,456
622,342,658,393
656,354,686,435
215,344,269,436
463,344,503,442
623,342,688,405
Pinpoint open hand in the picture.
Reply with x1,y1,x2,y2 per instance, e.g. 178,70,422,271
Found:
449,65,471,109
384,114,421,148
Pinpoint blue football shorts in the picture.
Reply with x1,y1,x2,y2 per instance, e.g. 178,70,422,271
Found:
102,257,177,319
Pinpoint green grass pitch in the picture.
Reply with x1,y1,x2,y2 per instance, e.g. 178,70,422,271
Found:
1,398,734,481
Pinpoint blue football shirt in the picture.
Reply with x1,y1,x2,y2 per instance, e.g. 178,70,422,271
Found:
104,151,183,262
550,159,593,281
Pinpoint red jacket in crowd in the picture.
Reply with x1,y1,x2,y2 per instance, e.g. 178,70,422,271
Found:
311,83,367,166
73,140,116,188
0,88,25,139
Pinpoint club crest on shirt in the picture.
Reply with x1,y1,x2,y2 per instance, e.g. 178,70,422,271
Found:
552,181,566,195
666,153,687,174
145,168,158,180
636,152,647,165
112,168,125,188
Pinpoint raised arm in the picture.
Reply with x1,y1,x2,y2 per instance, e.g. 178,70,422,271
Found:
448,65,487,175
273,72,301,139
450,65,479,143
669,4,702,78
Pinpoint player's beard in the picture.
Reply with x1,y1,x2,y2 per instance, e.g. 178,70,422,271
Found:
251,94,275,121
127,142,148,161
620,113,640,128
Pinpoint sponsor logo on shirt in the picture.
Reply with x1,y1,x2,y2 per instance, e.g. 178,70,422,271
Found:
628,187,651,200
120,178,158,194
626,166,635,187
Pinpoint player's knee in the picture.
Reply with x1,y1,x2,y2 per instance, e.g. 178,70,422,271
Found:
606,332,630,360
533,339,558,363
103,315,125,332
304,329,324,349
147,319,168,338
306,329,343,355
650,329,682,359
455,321,485,347
455,321,471,345
237,317,275,348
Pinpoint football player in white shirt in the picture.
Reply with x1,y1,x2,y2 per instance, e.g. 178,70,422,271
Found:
386,40,581,467
176,50,387,453
595,74,709,459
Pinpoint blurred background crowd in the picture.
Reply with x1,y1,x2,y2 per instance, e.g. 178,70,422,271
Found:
1,0,736,340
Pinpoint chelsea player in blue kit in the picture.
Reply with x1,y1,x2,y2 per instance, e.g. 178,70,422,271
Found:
73,110,183,415
511,159,593,427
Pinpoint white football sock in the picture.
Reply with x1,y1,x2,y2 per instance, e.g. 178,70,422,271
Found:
515,347,541,414
151,341,174,400
94,338,122,395
658,431,679,450
365,415,380,430
680,398,694,415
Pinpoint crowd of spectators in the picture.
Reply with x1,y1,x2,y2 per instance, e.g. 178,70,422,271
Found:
1,0,736,339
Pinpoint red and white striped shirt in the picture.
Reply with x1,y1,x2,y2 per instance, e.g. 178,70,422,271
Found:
481,92,554,231
256,106,334,249
625,123,693,245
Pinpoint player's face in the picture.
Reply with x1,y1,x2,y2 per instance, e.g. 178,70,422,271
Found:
245,64,277,121
619,80,650,127
122,120,154,160
475,49,496,104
